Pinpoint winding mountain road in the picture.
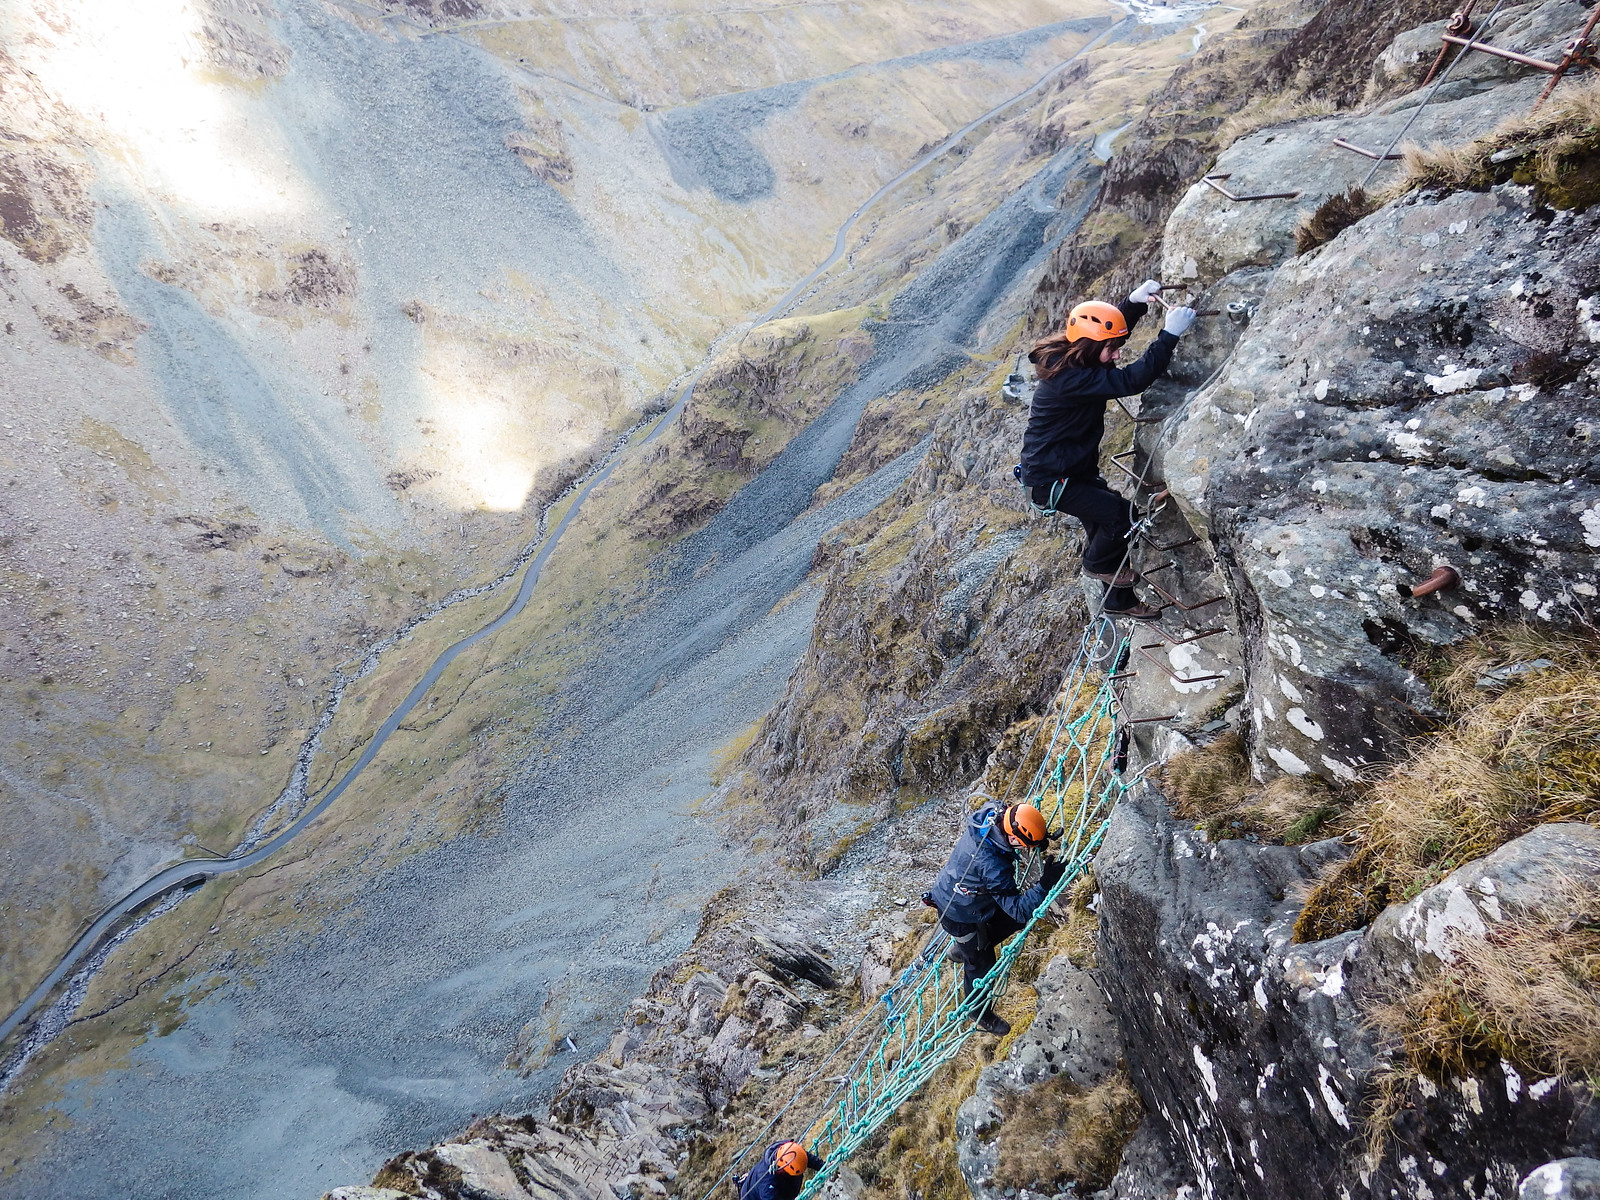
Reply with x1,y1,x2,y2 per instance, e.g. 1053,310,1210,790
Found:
0,8,1142,1198
0,7,1132,1066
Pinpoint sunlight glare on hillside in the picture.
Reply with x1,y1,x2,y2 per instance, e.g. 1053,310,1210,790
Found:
19,0,308,220
425,376,540,513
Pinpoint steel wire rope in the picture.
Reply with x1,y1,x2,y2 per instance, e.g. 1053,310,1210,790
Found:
720,334,1177,1198
1360,0,1514,189
780,389,1173,1195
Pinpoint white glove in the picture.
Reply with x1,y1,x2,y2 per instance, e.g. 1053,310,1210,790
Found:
1163,306,1197,336
1128,279,1162,304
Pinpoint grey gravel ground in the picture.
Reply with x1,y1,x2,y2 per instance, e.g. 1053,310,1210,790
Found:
2,31,1109,1200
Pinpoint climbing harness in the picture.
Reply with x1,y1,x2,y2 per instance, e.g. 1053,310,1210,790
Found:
1016,471,1070,518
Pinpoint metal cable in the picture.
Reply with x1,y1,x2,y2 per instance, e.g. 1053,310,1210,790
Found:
1361,0,1514,189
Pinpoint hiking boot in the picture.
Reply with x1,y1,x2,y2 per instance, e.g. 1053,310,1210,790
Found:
1104,601,1163,622
1085,567,1140,587
974,1009,1011,1037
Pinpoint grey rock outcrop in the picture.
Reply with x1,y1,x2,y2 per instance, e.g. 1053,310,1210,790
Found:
955,958,1124,1200
1158,159,1600,779
1160,73,1540,285
1364,823,1600,982
1098,1121,1197,1200
1095,784,1600,1200
1522,1159,1600,1200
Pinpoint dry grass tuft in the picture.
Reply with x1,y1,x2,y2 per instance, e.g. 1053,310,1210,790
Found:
1217,94,1338,149
1164,732,1340,845
993,1071,1143,1193
1372,907,1600,1079
1393,77,1600,209
1295,186,1381,254
1298,625,1600,943
1361,885,1600,1156
1053,869,1102,969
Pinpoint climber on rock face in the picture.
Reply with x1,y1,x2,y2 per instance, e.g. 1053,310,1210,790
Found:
1018,279,1195,621
737,1140,824,1200
926,801,1065,1037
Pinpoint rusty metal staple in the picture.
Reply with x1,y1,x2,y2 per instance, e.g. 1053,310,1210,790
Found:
1201,173,1301,203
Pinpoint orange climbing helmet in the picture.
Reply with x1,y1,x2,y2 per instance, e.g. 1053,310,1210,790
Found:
1000,803,1049,847
1064,301,1129,343
775,1143,809,1176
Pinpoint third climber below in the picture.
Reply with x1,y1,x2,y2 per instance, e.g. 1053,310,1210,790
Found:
926,801,1064,1036
1018,280,1195,619
737,1141,824,1200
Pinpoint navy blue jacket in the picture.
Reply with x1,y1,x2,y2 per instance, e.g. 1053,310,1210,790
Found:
738,1142,823,1200
927,804,1048,928
1019,301,1178,487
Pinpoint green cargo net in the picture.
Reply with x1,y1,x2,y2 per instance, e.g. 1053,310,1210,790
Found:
776,620,1136,1200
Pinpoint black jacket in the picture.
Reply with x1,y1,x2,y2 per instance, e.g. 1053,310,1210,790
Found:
1019,301,1178,487
739,1142,824,1200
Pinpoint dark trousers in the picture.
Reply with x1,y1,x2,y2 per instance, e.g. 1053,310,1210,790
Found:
1031,477,1137,608
942,911,1025,996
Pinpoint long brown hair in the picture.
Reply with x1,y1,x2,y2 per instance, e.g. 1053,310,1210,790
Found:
1028,331,1126,381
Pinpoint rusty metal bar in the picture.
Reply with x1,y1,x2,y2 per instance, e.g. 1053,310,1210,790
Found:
1140,626,1227,648
1126,714,1180,725
1439,33,1564,71
1332,138,1403,160
1202,173,1301,203
1535,2,1600,110
1142,560,1176,576
1401,565,1461,598
1143,576,1226,613
1138,533,1200,553
1114,397,1163,425
1135,645,1229,686
1109,451,1143,484
1147,292,1222,318
1423,3,1478,85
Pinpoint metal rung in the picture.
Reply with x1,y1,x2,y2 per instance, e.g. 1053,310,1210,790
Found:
1135,645,1229,686
1144,578,1226,613
1109,456,1144,483
1142,560,1176,575
1126,714,1179,725
1107,671,1139,681
1140,533,1199,552
1114,397,1162,425
1332,137,1402,160
1439,33,1566,71
1140,626,1227,648
1202,173,1301,203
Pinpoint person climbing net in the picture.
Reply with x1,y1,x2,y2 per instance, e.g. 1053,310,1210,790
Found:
735,1140,824,1200
1017,280,1196,620
924,801,1065,1036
